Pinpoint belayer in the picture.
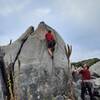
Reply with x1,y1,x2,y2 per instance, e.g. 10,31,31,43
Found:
79,64,94,100
45,30,56,59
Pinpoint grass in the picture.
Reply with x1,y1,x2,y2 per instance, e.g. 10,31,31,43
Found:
72,58,100,67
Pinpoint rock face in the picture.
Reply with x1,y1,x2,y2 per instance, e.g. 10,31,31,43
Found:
90,61,100,87
0,72,4,100
90,61,100,76
1,22,70,100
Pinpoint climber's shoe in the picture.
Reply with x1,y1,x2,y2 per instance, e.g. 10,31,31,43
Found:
51,55,54,59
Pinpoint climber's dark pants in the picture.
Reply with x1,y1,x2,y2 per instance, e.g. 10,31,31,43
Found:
81,82,93,100
47,40,56,52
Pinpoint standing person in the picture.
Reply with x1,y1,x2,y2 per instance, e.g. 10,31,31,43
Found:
79,64,93,100
45,30,56,59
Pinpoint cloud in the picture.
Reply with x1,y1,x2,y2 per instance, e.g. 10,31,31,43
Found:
52,0,100,22
33,8,51,16
21,8,51,21
0,41,8,46
0,0,32,16
71,44,100,62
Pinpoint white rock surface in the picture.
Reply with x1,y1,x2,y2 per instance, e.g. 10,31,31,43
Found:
90,61,100,76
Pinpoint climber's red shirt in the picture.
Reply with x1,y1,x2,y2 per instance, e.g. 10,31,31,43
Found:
79,69,91,80
45,32,54,41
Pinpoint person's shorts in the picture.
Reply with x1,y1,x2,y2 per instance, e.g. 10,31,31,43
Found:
47,40,56,48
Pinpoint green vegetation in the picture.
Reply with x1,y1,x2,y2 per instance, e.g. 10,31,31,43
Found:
72,58,100,67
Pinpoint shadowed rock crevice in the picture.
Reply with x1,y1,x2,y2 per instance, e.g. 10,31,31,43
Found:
13,26,34,71
0,48,10,100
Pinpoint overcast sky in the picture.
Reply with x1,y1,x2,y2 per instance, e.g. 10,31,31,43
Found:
0,0,100,62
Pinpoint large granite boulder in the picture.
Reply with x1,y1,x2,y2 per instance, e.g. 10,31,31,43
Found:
2,22,70,100
90,61,100,76
90,61,100,88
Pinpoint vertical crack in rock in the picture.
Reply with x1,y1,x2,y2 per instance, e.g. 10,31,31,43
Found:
13,26,34,72
0,48,10,100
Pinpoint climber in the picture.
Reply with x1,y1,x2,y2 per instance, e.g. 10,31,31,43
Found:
45,30,56,59
78,64,94,100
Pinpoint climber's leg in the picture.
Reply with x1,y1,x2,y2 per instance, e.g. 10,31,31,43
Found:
47,41,53,59
51,47,55,52
48,48,53,57
47,40,56,59
81,82,86,100
87,82,94,100
50,40,56,59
